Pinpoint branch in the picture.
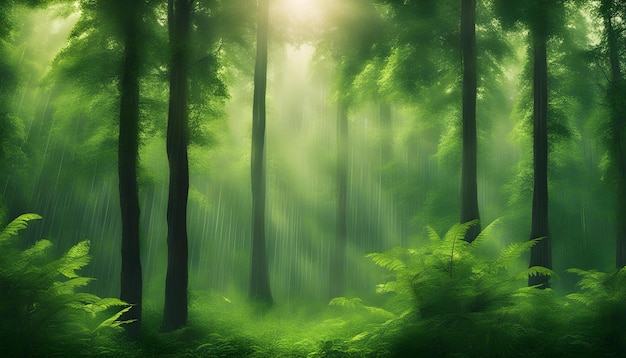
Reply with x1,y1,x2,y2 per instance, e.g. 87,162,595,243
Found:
191,39,224,68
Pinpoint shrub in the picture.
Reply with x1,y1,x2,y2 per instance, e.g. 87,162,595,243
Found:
0,214,132,356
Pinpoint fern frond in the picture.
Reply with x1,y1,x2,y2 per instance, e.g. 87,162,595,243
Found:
51,277,95,295
567,268,606,292
427,226,441,243
566,293,594,306
487,238,542,274
515,266,556,280
367,252,406,272
470,218,502,250
21,239,53,260
0,214,42,244
329,297,364,309
442,220,479,244
58,241,91,278
93,305,134,333
375,281,405,294
362,305,396,319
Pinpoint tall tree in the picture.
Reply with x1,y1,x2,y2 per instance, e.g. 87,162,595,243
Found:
249,0,272,304
117,0,143,339
494,0,568,288
599,0,626,268
330,100,348,298
163,0,192,331
527,3,551,288
460,0,480,242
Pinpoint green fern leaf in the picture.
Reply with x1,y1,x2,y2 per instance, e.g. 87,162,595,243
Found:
515,266,556,280
427,226,441,243
470,218,501,250
329,297,364,309
21,239,53,260
367,252,406,272
93,304,134,333
566,293,594,306
443,220,479,244
51,277,95,295
0,214,42,244
488,238,542,274
363,305,396,319
58,241,91,278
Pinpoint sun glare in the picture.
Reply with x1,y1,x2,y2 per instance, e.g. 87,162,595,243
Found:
278,0,320,23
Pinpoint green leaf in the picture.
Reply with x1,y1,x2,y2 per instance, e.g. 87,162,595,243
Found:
329,297,364,309
58,240,91,278
515,266,556,280
0,213,42,244
367,252,406,272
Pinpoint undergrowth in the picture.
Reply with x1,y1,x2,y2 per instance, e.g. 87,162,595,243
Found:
2,216,626,357
0,214,131,357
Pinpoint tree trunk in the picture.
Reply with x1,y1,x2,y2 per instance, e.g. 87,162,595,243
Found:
118,0,142,340
162,0,191,332
330,101,348,299
460,0,481,242
601,0,626,268
250,0,273,304
528,28,551,288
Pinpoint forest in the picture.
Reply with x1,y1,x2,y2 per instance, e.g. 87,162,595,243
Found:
1,0,626,356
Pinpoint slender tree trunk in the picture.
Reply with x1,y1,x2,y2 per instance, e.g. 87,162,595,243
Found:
460,0,480,242
528,28,551,288
601,1,626,268
118,0,142,339
250,0,273,304
330,101,348,299
163,0,191,331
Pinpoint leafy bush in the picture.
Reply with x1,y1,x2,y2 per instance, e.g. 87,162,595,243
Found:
566,267,626,355
333,220,567,357
0,214,132,357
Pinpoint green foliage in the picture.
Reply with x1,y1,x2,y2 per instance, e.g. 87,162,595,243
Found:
344,221,568,356
565,267,626,354
0,214,132,357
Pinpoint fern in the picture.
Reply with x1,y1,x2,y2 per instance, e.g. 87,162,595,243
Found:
58,240,91,278
329,297,365,309
485,237,542,275
515,266,557,281
0,213,42,244
0,214,132,357
356,220,568,356
366,251,406,272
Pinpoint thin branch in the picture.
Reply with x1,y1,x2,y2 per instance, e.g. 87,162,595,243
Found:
191,39,224,68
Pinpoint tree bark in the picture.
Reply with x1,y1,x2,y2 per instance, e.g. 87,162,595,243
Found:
162,0,191,331
330,101,348,299
601,0,626,268
460,0,481,242
528,25,551,288
249,0,273,304
118,0,142,339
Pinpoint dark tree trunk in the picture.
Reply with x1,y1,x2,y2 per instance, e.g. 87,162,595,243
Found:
601,0,626,268
118,0,142,340
250,0,273,304
528,26,551,288
460,0,480,242
330,101,348,299
162,0,191,332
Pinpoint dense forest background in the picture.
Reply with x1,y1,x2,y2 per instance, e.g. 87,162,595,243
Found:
1,0,625,356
